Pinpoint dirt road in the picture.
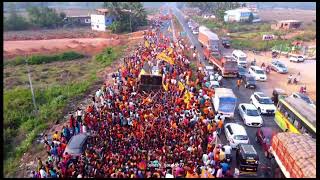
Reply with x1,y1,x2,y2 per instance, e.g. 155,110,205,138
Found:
245,51,316,102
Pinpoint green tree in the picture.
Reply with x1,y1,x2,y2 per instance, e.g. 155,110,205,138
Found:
4,3,30,31
103,2,147,33
248,13,254,23
27,7,65,28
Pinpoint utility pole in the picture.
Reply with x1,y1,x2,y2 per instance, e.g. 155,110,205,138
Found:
26,58,38,115
129,8,132,32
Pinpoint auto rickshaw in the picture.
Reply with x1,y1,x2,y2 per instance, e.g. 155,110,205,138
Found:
272,88,288,105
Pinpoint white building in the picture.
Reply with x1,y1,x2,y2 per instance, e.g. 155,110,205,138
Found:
224,8,253,22
91,9,116,32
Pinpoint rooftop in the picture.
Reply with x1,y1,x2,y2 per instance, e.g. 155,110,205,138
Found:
282,96,316,128
278,20,302,23
241,144,257,154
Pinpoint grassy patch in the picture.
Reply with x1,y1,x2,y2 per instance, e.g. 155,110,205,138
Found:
292,31,316,42
3,46,126,177
4,51,85,66
95,46,126,67
231,39,293,51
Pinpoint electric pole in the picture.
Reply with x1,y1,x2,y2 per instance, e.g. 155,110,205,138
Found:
26,59,38,115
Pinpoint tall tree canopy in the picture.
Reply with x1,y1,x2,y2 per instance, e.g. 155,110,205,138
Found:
103,2,147,33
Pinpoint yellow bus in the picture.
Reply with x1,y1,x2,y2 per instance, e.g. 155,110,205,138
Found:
274,96,316,138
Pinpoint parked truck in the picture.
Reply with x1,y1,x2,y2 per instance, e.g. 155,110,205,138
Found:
204,48,238,77
198,26,220,53
270,132,316,178
212,88,237,119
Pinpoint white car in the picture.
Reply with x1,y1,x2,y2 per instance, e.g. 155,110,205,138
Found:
224,123,250,149
250,92,276,115
289,55,304,63
205,66,215,76
238,103,263,127
209,80,220,88
192,29,199,35
291,92,316,108
248,66,267,81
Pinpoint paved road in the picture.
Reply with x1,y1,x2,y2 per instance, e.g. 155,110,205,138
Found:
172,7,207,65
167,6,282,178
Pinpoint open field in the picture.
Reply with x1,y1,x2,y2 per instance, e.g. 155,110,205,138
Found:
4,30,144,59
258,9,316,23
3,44,129,177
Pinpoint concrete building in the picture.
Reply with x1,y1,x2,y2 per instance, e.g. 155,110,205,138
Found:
64,15,91,27
271,20,302,30
224,8,253,22
91,9,116,31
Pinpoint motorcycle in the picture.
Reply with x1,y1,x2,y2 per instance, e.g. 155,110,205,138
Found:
266,66,271,74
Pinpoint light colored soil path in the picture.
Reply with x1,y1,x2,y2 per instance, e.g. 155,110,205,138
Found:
245,50,316,102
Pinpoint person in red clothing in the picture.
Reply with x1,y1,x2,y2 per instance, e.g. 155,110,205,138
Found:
69,113,75,130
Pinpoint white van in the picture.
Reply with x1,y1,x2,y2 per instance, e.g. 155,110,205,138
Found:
232,50,247,67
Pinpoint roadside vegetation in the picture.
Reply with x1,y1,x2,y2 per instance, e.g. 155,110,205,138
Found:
4,4,66,31
4,46,125,177
103,2,147,33
179,2,315,52
4,51,85,66
191,15,315,51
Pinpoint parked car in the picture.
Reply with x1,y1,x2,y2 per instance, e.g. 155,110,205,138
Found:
291,92,316,108
250,92,276,115
236,144,259,173
255,127,275,158
270,60,288,73
224,123,249,148
221,37,230,48
237,66,246,78
210,80,220,88
192,28,199,35
289,55,304,63
242,74,256,89
248,66,267,81
238,103,263,127
64,133,89,158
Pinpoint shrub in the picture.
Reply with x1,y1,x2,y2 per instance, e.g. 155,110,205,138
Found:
5,51,85,66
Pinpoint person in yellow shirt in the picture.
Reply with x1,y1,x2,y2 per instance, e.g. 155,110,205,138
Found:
219,147,226,162
52,131,60,141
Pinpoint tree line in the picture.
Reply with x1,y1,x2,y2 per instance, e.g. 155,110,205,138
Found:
177,2,247,21
103,2,147,33
4,4,66,31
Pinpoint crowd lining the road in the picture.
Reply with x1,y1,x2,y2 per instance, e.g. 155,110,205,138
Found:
31,20,240,178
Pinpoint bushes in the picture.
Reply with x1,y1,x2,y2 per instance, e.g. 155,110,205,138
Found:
293,31,316,42
231,39,292,51
4,6,65,31
4,81,92,176
95,47,125,66
5,51,85,66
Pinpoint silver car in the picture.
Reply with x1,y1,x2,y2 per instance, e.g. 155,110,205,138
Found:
64,133,89,158
271,60,288,74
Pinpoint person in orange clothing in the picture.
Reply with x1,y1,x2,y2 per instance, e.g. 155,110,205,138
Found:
203,106,209,116
217,118,224,136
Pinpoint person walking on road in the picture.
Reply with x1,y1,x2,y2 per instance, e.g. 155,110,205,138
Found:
237,79,241,90
217,118,223,136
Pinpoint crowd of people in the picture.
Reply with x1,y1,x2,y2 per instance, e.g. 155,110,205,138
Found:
31,19,238,178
